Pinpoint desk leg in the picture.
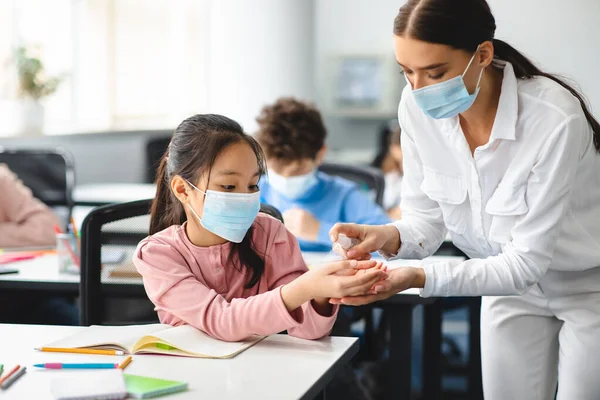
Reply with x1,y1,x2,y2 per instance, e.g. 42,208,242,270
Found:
468,297,483,399
385,305,413,400
422,300,443,399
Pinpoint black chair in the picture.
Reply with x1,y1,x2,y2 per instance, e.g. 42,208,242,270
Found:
145,136,171,183
0,147,75,230
80,199,284,325
318,162,385,206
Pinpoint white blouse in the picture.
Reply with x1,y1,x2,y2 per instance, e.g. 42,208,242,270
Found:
392,61,600,297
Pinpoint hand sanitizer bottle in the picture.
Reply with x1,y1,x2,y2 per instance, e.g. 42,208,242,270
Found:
332,234,360,260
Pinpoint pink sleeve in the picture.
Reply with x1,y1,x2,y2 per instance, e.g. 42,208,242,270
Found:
266,222,339,340
134,238,322,342
0,165,59,248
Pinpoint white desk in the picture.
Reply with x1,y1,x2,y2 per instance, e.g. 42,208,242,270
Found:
0,324,358,400
0,254,142,294
73,183,156,206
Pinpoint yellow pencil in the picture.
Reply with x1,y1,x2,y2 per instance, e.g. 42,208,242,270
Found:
35,347,125,356
118,356,132,370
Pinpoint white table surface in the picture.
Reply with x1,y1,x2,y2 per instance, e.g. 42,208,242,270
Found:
0,254,142,289
0,255,79,285
0,324,358,400
73,183,156,204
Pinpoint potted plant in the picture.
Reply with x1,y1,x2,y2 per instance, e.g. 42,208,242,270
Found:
13,46,62,136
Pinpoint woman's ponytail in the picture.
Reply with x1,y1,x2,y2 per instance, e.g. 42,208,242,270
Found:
493,39,600,151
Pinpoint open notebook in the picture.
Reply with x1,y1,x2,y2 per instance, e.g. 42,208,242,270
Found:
42,324,264,359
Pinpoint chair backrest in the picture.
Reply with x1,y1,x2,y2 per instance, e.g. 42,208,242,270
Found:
145,136,171,183
80,199,284,326
0,147,75,228
80,199,154,326
318,162,385,206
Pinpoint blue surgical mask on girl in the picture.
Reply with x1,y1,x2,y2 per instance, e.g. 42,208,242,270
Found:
185,180,260,243
267,169,318,200
410,47,484,119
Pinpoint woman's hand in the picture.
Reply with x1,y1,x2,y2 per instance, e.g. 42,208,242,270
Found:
329,267,426,306
329,223,401,260
281,260,388,312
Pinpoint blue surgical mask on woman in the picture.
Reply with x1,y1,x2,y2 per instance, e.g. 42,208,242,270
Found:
410,47,484,119
185,180,260,243
267,169,318,200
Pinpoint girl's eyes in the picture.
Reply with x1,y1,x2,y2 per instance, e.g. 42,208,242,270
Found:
220,184,260,191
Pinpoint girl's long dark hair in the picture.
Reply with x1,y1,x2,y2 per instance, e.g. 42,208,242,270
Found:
150,114,267,288
394,0,600,151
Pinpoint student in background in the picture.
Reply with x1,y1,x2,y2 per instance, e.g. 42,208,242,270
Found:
0,164,78,325
0,164,59,247
256,97,390,252
371,120,403,220
133,114,387,342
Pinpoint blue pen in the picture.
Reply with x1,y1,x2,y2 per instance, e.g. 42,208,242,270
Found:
34,363,118,369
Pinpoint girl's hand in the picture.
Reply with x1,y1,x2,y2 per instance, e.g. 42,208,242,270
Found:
329,223,401,260
329,267,426,306
281,260,388,312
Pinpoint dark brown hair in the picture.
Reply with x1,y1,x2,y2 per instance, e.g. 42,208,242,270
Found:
256,97,327,160
150,114,267,288
394,0,600,151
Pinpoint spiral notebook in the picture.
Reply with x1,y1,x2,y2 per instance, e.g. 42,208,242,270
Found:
42,323,263,359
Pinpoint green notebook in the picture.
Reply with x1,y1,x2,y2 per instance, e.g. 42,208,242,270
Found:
124,374,188,399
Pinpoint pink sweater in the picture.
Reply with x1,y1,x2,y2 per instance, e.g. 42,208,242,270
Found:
0,164,59,248
133,214,338,342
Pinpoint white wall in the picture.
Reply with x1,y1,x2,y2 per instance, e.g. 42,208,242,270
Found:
489,0,600,115
209,0,315,134
315,0,402,155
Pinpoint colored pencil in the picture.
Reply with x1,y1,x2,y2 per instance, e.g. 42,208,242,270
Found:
35,347,125,356
118,356,132,370
34,363,118,369
0,366,26,389
0,365,19,386
53,225,80,267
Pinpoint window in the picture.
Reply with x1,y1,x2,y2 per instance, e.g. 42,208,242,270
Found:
0,0,209,135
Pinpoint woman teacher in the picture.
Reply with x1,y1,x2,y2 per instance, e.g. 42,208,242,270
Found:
330,0,600,398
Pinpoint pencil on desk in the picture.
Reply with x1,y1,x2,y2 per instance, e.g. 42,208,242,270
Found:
0,366,26,390
34,363,118,369
0,365,19,386
35,347,125,356
118,356,132,370
70,217,81,254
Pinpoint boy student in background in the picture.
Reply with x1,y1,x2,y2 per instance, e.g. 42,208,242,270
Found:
256,97,390,252
0,164,78,325
371,120,403,220
133,114,388,342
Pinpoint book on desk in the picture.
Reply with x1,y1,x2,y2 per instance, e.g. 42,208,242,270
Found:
41,324,264,359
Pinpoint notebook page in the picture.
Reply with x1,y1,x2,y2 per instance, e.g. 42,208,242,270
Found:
43,324,171,353
135,324,264,358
